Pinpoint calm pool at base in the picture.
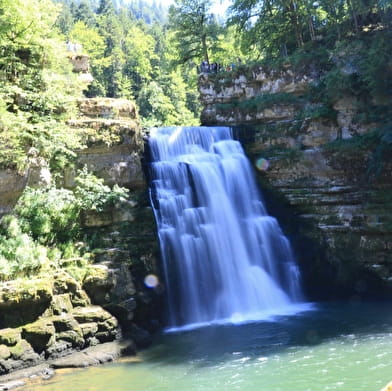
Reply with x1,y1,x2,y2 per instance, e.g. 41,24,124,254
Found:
29,302,392,391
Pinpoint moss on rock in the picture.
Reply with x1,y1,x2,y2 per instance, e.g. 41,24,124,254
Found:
49,294,74,315
0,328,21,346
0,279,53,328
70,289,91,307
72,306,112,324
9,339,37,361
22,320,55,353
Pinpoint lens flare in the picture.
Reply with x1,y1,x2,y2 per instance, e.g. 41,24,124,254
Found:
255,157,270,171
144,274,159,288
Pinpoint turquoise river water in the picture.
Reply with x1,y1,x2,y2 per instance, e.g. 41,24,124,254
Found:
29,302,392,391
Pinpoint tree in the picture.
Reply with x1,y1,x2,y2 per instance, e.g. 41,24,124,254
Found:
0,0,84,170
97,0,115,15
74,0,96,27
56,1,75,35
168,0,222,64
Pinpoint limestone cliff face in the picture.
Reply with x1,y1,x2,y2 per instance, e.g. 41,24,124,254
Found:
0,98,160,375
0,98,144,218
67,97,144,190
199,68,392,299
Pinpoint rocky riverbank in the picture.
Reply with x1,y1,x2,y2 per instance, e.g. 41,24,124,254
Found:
0,340,136,391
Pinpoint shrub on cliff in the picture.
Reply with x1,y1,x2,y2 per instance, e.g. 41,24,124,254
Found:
0,216,48,280
0,169,129,281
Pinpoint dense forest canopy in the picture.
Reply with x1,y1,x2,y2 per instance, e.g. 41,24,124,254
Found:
0,0,391,154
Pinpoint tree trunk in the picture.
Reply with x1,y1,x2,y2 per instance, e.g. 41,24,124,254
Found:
347,0,360,35
201,33,209,63
288,1,304,47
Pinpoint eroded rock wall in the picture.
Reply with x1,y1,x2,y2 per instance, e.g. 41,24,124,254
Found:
199,68,392,299
0,272,120,374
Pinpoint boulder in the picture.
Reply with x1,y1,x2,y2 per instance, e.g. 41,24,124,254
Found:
70,289,91,308
21,320,55,353
72,306,113,324
9,340,36,361
79,322,98,338
48,294,74,316
52,314,85,348
0,279,53,328
52,271,79,295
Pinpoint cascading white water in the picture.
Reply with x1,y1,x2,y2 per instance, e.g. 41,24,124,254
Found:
148,126,304,330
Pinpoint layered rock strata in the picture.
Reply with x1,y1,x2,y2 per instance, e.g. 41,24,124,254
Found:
199,67,392,299
0,272,120,374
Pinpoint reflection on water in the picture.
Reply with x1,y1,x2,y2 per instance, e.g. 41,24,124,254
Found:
29,302,392,391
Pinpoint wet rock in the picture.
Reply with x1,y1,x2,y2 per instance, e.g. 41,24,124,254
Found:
51,351,99,368
51,340,133,369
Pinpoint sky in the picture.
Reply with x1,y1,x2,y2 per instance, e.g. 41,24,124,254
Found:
143,0,232,16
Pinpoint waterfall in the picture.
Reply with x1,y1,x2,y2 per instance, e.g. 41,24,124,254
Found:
147,126,304,330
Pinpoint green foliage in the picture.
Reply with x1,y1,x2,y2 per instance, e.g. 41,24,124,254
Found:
358,30,392,102
323,122,392,178
128,0,168,24
15,187,80,245
299,104,337,121
52,0,203,123
0,168,129,280
228,0,392,60
0,216,48,280
168,0,220,64
74,166,129,211
137,73,198,127
0,0,85,170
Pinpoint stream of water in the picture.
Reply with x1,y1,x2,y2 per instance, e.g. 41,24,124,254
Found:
29,302,392,391
147,126,304,329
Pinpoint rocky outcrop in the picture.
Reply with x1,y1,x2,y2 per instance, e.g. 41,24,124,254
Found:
0,98,143,217
66,97,144,189
199,67,312,126
199,67,392,299
0,97,160,376
69,54,90,73
0,149,52,218
0,272,120,375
